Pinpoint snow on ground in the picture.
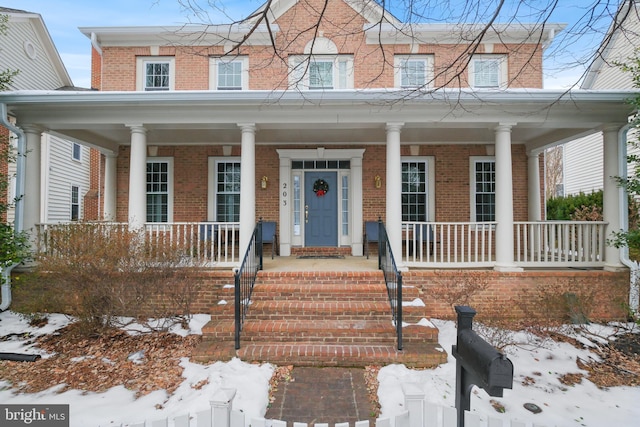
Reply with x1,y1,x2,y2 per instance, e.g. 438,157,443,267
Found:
1,311,639,427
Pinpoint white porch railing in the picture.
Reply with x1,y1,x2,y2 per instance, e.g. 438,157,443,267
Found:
514,221,607,268
403,221,607,268
35,222,241,267
403,222,496,268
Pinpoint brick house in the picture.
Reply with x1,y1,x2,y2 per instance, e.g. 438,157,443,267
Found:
1,0,638,364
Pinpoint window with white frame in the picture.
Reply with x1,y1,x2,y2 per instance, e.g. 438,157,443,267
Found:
72,142,81,161
71,185,80,221
137,57,175,91
146,159,173,223
471,158,496,222
210,57,248,90
394,55,433,88
215,161,241,222
402,160,428,222
289,55,353,90
469,55,507,89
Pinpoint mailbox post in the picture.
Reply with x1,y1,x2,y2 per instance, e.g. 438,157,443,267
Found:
452,306,513,427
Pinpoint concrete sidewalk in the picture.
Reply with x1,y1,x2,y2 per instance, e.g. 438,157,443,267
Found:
265,367,378,426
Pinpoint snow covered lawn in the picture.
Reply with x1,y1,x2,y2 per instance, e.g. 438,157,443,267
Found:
1,311,639,427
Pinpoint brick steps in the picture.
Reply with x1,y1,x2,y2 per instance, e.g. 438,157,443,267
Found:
193,270,447,368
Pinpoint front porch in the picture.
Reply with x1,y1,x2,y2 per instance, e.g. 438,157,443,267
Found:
36,220,610,270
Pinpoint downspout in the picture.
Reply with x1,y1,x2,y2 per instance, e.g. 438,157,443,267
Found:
618,123,639,314
0,103,25,311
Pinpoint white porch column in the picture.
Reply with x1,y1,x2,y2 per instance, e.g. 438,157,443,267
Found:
103,152,117,221
494,123,519,271
386,122,404,263
352,155,364,256
127,125,147,230
603,126,623,269
238,123,256,252
527,151,542,221
21,125,42,233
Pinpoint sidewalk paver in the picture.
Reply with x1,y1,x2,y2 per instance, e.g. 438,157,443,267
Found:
265,367,377,427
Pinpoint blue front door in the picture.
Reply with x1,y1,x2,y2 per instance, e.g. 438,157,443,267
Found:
305,171,338,246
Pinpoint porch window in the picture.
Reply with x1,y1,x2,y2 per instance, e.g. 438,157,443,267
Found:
289,55,354,90
71,185,80,221
216,161,241,222
469,55,507,89
146,160,173,223
211,57,248,90
472,159,496,222
137,57,175,91
394,55,433,88
402,161,428,221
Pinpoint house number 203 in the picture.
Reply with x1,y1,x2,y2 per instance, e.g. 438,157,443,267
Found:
282,182,287,206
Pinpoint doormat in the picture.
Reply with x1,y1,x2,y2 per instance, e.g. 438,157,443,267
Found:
296,255,345,259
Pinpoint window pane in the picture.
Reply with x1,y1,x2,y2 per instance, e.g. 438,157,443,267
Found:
216,161,241,222
401,59,425,87
309,61,333,89
401,161,428,222
474,59,499,88
218,61,242,90
474,160,495,221
146,161,169,222
145,62,170,91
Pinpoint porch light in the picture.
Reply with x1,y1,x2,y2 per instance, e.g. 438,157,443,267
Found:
374,175,382,189
261,176,268,189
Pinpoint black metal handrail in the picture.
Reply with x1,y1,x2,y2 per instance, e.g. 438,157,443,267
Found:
377,219,403,351
234,220,264,349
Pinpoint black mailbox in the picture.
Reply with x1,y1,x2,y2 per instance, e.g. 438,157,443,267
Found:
452,306,513,427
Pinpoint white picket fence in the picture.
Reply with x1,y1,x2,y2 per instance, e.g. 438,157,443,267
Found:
106,386,553,427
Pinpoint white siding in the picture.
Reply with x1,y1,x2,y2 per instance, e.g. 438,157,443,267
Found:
0,16,67,90
42,135,91,223
561,2,639,195
563,132,603,195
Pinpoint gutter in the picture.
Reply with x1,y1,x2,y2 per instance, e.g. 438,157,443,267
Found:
618,122,639,314
0,103,26,311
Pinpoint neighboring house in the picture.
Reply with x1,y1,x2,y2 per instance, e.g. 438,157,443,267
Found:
0,7,93,225
0,0,636,306
560,0,640,197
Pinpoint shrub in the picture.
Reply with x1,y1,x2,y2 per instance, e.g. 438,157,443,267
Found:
19,223,203,336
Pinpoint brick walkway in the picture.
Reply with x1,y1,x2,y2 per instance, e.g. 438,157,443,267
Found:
265,367,377,426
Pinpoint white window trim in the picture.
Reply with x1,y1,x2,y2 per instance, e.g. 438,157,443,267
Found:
70,184,81,221
71,142,82,162
394,55,434,89
469,156,496,223
209,56,249,90
401,156,435,222
468,55,508,89
136,57,175,91
288,55,354,90
146,157,174,223
208,157,241,222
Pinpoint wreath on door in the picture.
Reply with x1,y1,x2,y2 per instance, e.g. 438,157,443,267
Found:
313,178,329,197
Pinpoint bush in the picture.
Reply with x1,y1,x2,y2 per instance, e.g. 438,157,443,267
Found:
18,223,203,336
546,190,603,220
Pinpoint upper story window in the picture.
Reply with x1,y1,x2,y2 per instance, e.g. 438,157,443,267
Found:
469,55,507,89
289,55,354,90
136,57,175,91
72,142,82,161
394,55,433,89
210,57,249,90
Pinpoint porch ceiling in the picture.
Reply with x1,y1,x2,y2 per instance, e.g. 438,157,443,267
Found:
1,89,635,153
